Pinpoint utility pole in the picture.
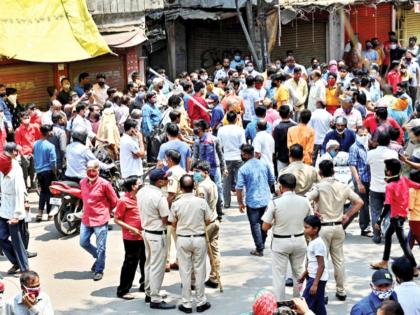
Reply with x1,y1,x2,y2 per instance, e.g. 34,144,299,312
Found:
257,0,270,69
246,0,256,45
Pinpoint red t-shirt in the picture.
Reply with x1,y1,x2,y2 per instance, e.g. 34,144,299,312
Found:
187,94,210,127
363,116,404,144
386,70,402,94
114,192,142,241
14,123,40,156
0,124,6,153
80,177,119,227
385,177,420,218
0,153,12,176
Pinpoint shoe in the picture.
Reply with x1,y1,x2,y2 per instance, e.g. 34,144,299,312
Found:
91,262,97,272
35,213,43,222
170,262,179,270
7,264,20,275
165,264,170,272
178,304,193,314
145,295,151,303
93,272,103,281
150,301,176,310
224,205,231,209
370,261,388,270
285,278,293,287
197,302,211,313
217,216,222,222
139,284,145,293
324,296,328,305
27,251,37,258
361,230,373,237
372,236,382,244
250,250,263,257
205,279,219,288
335,293,347,301
118,293,135,300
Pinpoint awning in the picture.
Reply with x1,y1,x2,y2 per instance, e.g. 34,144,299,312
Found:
0,0,111,63
149,9,238,21
280,0,389,8
102,29,147,48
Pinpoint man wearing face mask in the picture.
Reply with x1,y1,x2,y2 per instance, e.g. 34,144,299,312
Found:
214,58,231,83
0,84,13,131
57,77,73,106
119,119,145,180
244,61,260,77
351,269,397,315
5,87,24,130
49,112,67,176
141,91,163,163
315,140,339,169
284,56,307,79
333,97,362,132
349,126,372,237
92,73,109,108
322,116,356,154
407,36,419,58
151,78,168,108
230,51,244,70
403,51,420,104
187,82,210,128
79,159,118,281
287,68,308,119
5,270,54,314
383,31,400,75
392,257,420,315
363,41,379,67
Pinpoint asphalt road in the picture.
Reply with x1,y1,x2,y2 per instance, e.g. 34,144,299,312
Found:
0,193,418,315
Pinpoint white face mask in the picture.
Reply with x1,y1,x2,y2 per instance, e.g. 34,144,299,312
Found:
390,44,397,50
200,75,208,81
356,135,369,149
8,94,17,107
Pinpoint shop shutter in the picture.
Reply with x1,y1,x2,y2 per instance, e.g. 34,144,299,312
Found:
271,21,327,67
347,3,393,46
0,63,54,110
69,55,126,91
186,18,249,72
402,9,420,46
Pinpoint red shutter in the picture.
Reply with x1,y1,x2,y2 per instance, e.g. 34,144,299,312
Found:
69,55,126,92
347,3,393,46
0,63,54,110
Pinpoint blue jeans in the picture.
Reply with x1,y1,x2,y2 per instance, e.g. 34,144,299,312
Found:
370,191,385,238
80,223,108,273
246,206,267,252
0,217,29,271
303,277,327,315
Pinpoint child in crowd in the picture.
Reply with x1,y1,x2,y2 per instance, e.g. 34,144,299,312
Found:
298,215,328,315
371,159,420,276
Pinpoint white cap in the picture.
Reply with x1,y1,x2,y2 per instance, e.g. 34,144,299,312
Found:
326,140,340,150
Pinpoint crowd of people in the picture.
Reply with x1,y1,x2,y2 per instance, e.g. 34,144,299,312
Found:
1,30,420,314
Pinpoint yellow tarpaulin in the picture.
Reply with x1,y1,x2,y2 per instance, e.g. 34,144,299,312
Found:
0,0,111,62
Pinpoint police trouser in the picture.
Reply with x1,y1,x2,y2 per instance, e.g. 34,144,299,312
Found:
166,225,177,264
271,236,306,301
320,225,346,295
177,235,207,309
143,231,167,303
206,220,220,283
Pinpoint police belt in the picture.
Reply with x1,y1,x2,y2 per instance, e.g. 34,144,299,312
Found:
320,221,342,226
177,234,206,238
145,229,167,235
273,233,304,238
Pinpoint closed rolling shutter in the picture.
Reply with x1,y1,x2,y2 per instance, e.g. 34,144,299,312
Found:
186,18,249,72
402,9,420,47
0,63,54,110
271,21,326,67
69,54,126,91
347,3,392,45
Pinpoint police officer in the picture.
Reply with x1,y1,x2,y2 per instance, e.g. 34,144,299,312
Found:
137,169,175,310
193,161,220,289
262,173,313,302
306,160,363,301
165,149,186,272
170,175,212,313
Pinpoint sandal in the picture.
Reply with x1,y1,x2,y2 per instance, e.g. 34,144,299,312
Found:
370,262,388,270
119,293,135,300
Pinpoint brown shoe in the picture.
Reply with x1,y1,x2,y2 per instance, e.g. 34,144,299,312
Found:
370,261,388,270
170,262,179,270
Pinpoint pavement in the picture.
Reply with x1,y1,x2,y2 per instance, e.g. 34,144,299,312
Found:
0,192,419,315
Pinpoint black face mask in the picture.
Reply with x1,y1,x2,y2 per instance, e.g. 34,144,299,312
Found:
241,155,248,162
0,93,6,98
394,91,403,97
98,81,105,87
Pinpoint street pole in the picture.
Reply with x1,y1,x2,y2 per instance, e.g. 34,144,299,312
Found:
257,0,269,69
246,0,256,45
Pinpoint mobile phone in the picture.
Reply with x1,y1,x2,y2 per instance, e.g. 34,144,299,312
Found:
277,300,295,308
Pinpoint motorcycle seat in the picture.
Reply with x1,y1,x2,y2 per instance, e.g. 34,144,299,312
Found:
62,181,80,188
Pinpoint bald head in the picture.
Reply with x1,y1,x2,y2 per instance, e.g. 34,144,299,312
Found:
180,174,194,193
257,119,268,131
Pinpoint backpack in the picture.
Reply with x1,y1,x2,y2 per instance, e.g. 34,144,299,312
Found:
149,122,168,163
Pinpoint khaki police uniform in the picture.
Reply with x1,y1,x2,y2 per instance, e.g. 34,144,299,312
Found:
170,193,213,309
137,185,170,303
306,177,361,296
166,164,186,264
262,191,312,301
196,176,220,284
278,161,319,196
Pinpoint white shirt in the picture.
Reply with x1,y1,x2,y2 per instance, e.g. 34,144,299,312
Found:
395,282,420,315
307,237,329,281
367,146,398,193
119,134,143,179
308,109,332,145
308,79,326,112
0,159,26,220
41,110,53,126
333,108,363,131
253,131,275,173
92,83,109,107
69,115,95,139
359,87,372,102
4,292,54,315
217,124,246,161
137,185,169,231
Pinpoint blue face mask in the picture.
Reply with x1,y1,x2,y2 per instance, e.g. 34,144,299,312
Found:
234,55,241,61
193,171,203,183
330,150,337,158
